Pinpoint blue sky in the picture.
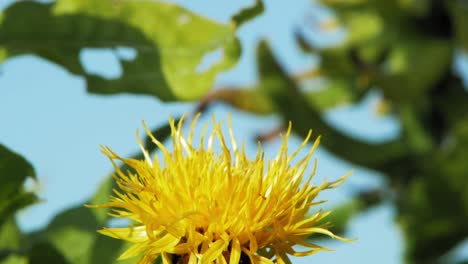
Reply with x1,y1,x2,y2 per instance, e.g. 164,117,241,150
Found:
2,0,467,263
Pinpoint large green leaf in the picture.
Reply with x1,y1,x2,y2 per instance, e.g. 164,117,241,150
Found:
0,145,37,225
0,0,240,101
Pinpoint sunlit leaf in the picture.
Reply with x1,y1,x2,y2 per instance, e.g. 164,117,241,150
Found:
343,10,383,45
0,0,240,101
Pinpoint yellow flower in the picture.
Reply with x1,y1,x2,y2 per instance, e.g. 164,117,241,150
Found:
90,114,350,264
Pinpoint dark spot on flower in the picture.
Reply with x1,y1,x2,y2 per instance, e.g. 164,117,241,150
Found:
239,252,251,264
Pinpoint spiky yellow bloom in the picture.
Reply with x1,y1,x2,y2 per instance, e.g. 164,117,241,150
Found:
91,115,350,264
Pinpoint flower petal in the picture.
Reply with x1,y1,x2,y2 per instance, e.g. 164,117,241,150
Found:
200,240,227,264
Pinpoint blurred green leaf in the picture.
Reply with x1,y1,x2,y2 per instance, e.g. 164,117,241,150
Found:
27,242,69,264
231,0,264,29
398,118,468,262
0,218,22,262
197,80,353,116
303,78,354,110
343,10,383,45
0,144,37,225
449,0,468,50
401,175,468,262
399,104,433,154
319,47,357,79
0,255,27,264
377,37,451,103
197,88,274,115
299,1,465,262
0,0,240,101
256,40,408,169
295,31,316,54
0,48,6,65
0,217,21,250
320,0,407,25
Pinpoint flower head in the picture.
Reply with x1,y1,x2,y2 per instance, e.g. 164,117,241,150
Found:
91,114,350,264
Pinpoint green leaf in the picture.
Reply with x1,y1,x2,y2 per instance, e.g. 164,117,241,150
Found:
0,1,240,101
401,175,468,262
0,255,27,264
319,0,367,7
399,104,433,154
303,78,354,110
316,46,377,96
449,0,468,50
343,9,383,46
256,40,408,169
376,37,452,103
398,117,468,262
198,88,274,115
231,0,264,29
0,144,38,225
0,217,22,250
0,218,22,262
27,242,69,264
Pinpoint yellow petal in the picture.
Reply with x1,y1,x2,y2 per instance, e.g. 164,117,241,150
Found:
229,238,241,264
98,226,147,243
200,240,227,264
118,242,148,260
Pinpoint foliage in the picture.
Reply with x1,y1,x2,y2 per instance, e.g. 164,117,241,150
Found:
0,145,37,227
1,0,468,263
0,0,240,101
